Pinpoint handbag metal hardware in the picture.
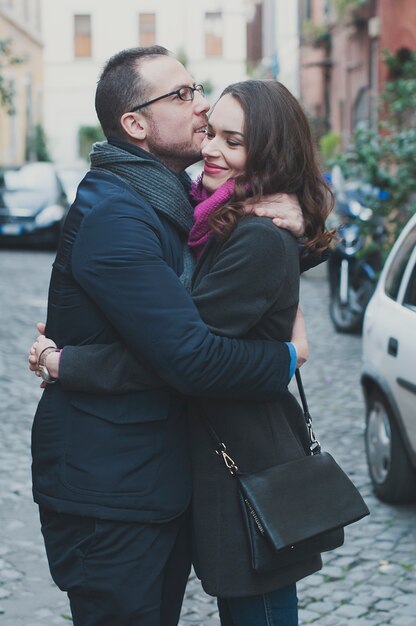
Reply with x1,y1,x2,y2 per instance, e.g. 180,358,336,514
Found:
218,449,239,475
306,417,321,454
215,442,239,475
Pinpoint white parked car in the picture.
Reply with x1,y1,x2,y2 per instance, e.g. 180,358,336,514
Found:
362,213,416,503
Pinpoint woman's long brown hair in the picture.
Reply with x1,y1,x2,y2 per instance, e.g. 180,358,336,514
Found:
208,80,335,252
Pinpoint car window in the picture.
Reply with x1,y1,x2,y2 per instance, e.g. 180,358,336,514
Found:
384,226,416,301
0,164,57,192
403,261,416,312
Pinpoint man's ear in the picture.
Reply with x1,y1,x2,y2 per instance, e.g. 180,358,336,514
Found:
120,112,147,141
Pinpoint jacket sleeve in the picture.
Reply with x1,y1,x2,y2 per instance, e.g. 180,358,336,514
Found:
71,195,291,399
299,247,329,273
59,343,163,394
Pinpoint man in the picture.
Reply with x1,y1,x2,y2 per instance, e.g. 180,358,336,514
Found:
31,46,308,626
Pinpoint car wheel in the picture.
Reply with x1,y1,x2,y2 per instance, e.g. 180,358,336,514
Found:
365,390,416,503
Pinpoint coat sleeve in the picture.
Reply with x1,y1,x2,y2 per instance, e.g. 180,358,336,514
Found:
59,343,163,394
70,196,291,399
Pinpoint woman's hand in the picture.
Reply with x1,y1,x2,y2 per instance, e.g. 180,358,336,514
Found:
290,306,309,368
244,193,305,238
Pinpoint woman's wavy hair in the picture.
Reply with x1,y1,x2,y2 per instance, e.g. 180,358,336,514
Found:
208,80,335,252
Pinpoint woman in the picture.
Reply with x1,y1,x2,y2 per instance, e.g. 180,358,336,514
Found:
31,80,334,625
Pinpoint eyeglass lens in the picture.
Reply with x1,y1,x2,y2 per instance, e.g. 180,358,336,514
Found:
179,85,204,101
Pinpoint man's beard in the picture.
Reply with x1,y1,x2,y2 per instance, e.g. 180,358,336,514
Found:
146,119,202,172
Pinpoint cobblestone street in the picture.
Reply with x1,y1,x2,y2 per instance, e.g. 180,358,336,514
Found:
0,249,415,626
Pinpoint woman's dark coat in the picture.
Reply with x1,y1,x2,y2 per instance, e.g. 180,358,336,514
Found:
187,216,322,597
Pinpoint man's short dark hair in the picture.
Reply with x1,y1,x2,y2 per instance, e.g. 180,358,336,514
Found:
95,46,170,139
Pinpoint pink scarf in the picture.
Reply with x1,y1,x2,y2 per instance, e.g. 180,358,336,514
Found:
188,175,235,259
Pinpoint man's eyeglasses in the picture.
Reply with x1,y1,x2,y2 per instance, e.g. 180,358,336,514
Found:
131,84,205,112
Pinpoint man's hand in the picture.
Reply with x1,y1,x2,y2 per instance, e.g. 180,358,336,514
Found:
28,323,60,386
28,322,51,374
290,306,309,368
244,193,305,238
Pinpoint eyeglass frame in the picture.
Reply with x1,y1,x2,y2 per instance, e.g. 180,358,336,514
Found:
130,84,205,112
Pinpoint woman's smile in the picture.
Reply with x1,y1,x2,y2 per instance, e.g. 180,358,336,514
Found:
203,161,228,175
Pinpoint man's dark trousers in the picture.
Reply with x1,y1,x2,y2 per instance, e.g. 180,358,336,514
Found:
40,507,192,626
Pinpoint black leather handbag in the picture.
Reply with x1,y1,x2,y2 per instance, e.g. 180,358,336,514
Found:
205,370,370,573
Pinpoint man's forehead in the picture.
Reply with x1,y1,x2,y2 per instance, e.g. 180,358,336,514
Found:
141,56,193,94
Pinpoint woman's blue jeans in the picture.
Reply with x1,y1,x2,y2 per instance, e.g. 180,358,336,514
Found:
217,583,298,626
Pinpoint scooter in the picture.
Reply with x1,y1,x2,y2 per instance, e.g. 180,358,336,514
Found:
327,167,385,334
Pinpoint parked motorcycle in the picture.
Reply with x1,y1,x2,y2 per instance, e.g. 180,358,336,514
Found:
327,167,386,334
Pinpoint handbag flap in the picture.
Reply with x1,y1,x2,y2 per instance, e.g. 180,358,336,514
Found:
238,451,369,551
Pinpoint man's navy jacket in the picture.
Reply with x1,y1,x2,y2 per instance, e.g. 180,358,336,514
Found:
32,167,291,523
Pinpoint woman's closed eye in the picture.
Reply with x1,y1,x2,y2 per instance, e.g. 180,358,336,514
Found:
205,130,241,148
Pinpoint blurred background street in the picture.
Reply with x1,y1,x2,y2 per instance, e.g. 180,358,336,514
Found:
0,250,415,626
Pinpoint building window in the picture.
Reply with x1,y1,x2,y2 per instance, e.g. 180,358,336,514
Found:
205,12,223,57
139,13,156,47
74,15,92,58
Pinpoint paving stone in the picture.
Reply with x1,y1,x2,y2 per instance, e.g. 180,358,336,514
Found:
394,593,416,608
396,604,416,617
329,590,353,602
307,600,334,614
315,617,344,626
333,603,367,618
393,617,416,626
346,617,380,626
299,607,322,623
374,599,398,611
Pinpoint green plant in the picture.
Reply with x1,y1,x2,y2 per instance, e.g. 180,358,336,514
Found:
26,124,51,161
302,20,331,47
332,0,366,21
0,38,24,114
78,125,105,161
320,132,342,161
335,50,416,259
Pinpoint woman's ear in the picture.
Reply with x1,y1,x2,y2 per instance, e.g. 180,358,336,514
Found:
120,112,147,141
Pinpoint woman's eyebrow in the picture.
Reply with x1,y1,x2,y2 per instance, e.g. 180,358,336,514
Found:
207,122,244,137
224,130,244,137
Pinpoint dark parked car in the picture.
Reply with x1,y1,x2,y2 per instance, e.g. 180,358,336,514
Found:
0,162,69,248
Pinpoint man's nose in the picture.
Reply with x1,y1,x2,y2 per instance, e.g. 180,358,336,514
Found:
194,91,210,115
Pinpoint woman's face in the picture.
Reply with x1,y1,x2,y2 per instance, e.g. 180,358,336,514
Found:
201,93,247,193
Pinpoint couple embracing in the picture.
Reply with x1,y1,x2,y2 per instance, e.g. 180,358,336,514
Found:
29,45,334,626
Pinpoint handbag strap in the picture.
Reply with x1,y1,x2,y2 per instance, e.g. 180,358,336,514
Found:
295,369,321,455
202,369,321,476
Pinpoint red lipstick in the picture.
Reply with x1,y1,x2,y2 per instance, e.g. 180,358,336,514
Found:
204,162,227,175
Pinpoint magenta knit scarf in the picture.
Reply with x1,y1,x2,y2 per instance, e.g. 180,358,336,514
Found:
188,175,235,259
